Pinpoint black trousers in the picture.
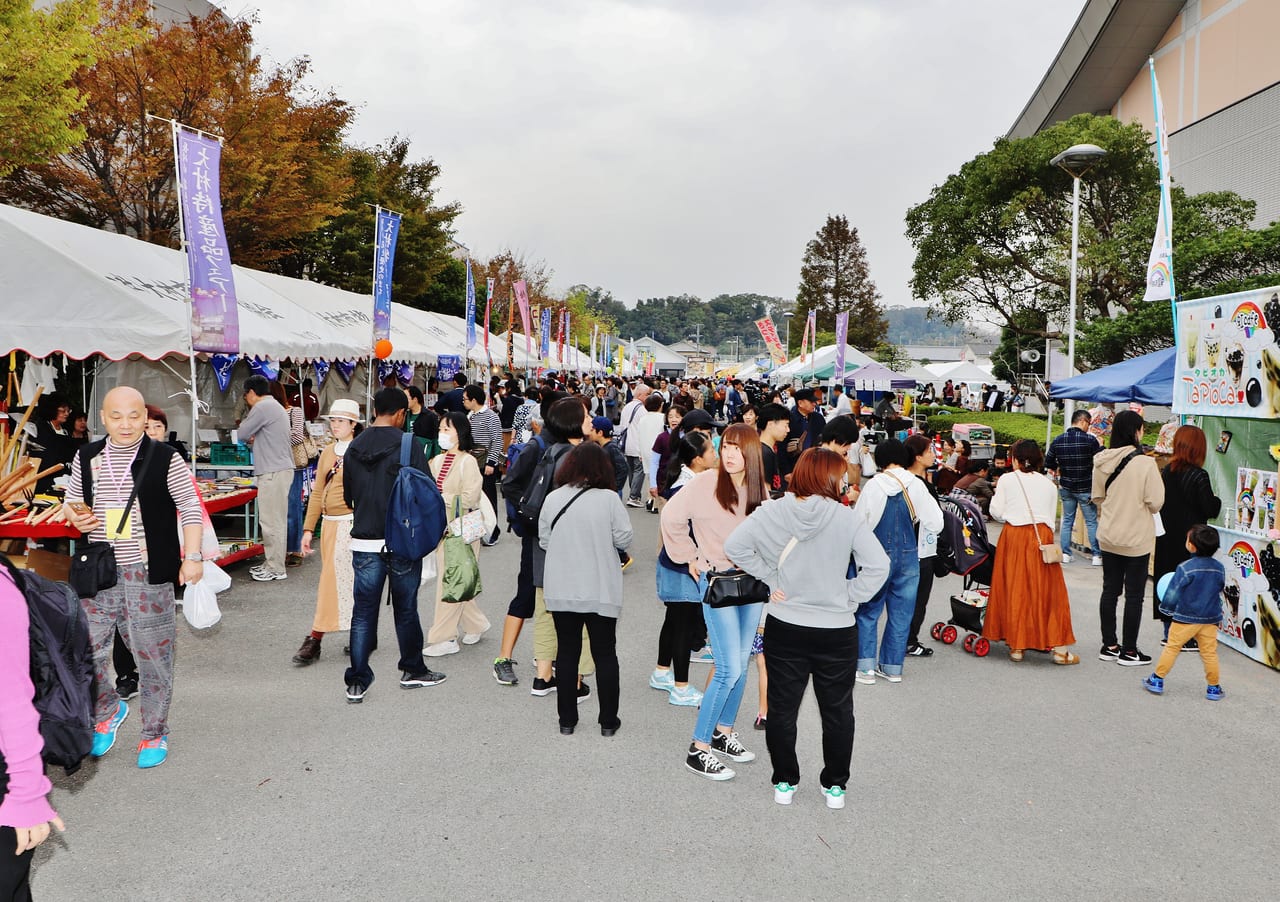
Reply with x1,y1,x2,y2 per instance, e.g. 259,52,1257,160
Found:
0,827,33,902
481,470,500,538
551,611,619,731
506,537,537,620
908,562,936,646
113,627,136,681
1100,551,1149,651
763,616,858,790
656,602,700,683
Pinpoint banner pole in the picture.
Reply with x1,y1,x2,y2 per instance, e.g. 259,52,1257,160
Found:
165,117,201,457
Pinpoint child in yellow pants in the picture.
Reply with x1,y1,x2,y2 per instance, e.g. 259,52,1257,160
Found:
1143,525,1226,700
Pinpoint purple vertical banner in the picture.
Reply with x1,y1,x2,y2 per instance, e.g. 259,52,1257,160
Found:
177,129,239,353
539,308,551,360
312,359,331,390
465,260,477,349
372,210,401,343
833,311,849,382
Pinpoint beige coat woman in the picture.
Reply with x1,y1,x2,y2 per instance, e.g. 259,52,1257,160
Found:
424,448,491,653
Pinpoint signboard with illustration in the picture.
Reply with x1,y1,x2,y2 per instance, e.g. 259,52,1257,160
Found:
1173,286,1280,419
1230,467,1278,535
1215,530,1280,672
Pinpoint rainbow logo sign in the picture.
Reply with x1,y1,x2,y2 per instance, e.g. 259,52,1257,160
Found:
1227,541,1260,578
1231,301,1265,337
1147,261,1171,292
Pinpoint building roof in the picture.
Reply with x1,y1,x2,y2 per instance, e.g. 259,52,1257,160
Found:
631,336,688,368
1008,0,1184,138
667,339,713,356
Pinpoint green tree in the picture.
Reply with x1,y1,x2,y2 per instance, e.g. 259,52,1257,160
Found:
990,310,1049,383
274,136,461,308
905,113,1280,366
796,214,886,350
418,256,467,318
872,342,911,373
0,0,140,177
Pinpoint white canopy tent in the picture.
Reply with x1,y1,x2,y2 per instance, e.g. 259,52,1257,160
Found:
770,344,877,382
925,360,999,384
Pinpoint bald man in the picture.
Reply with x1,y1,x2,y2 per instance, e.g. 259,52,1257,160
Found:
63,386,205,770
619,382,652,506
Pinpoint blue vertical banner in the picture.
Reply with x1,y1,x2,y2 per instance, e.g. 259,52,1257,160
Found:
372,209,401,342
312,359,331,390
540,308,552,361
465,259,477,348
176,128,240,353
437,354,462,382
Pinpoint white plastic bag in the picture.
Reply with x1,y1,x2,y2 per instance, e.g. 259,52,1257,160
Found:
183,580,222,629
201,560,232,594
419,551,438,585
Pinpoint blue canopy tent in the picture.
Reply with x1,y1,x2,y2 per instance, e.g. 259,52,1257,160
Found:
1048,348,1175,406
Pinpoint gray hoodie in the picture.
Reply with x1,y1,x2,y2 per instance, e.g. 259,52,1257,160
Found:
724,495,890,629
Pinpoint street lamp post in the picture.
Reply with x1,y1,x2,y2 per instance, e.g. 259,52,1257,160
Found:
1049,143,1107,423
783,311,795,357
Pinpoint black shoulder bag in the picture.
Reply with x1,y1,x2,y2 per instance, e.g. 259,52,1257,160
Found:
1103,449,1142,493
69,442,156,598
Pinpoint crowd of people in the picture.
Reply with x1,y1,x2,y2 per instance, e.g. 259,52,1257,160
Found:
2,369,1236,893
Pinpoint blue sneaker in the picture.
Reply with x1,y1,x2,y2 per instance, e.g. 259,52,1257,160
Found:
649,668,674,691
668,684,703,707
1206,684,1225,701
1142,674,1164,695
91,701,129,757
136,736,168,769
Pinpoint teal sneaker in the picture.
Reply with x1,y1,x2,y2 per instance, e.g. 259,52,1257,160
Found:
91,700,129,757
773,782,797,805
823,785,847,809
136,736,168,769
649,668,674,691
668,684,703,707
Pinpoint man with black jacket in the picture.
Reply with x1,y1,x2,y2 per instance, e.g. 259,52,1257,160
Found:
434,373,468,415
341,388,446,703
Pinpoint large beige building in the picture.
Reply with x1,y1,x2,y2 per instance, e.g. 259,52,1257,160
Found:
1010,0,1280,228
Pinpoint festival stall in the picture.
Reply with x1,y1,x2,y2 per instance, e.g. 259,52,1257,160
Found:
1172,286,1280,672
770,344,876,383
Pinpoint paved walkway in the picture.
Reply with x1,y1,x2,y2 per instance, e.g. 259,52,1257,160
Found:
32,512,1279,901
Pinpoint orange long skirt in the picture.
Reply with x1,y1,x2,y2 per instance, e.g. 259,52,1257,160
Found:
982,523,1076,650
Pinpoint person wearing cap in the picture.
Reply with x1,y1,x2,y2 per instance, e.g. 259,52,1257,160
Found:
292,399,363,665
783,388,825,479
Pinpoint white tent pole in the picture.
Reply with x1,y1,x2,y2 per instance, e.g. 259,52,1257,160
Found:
163,117,201,455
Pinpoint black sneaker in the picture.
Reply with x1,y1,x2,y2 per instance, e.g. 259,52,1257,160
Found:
906,643,934,658
711,729,756,763
400,670,447,688
1182,639,1199,653
577,681,591,705
686,743,735,781
531,676,557,697
345,683,367,704
1117,650,1152,667
493,658,519,686
115,675,140,700
1098,645,1121,661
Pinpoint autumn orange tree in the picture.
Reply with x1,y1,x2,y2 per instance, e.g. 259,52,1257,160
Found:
0,0,353,267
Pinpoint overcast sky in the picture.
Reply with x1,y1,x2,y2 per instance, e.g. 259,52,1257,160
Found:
240,1,1083,308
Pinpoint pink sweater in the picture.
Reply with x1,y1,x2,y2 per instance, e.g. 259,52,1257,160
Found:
659,470,751,571
0,568,56,829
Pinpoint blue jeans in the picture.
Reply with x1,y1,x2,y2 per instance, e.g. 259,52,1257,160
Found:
345,550,428,689
855,493,919,676
694,600,762,744
287,468,306,554
1059,488,1100,555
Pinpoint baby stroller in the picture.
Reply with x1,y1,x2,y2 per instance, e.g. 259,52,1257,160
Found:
930,492,996,657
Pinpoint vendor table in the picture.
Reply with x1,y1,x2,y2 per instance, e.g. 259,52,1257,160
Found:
0,522,78,542
202,487,263,567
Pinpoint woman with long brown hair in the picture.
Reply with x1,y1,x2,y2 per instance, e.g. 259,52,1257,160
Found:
1153,425,1221,644
661,423,768,781
984,439,1079,664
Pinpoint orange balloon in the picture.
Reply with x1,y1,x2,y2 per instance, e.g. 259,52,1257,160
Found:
374,339,393,359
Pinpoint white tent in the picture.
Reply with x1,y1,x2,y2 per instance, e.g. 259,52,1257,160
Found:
926,360,998,384
901,364,937,386
771,344,876,381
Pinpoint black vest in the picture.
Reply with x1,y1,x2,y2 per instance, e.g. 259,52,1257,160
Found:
77,436,182,586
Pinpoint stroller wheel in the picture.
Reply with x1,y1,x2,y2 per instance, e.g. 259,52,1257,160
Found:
941,625,958,645
962,634,976,653
930,622,944,641
974,638,991,657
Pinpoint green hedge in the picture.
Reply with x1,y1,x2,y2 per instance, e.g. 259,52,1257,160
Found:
921,408,1163,448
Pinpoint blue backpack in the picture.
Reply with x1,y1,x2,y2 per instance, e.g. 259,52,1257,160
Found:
384,434,447,559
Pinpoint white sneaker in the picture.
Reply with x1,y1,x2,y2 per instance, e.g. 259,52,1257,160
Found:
855,670,876,685
875,668,902,683
1062,552,1073,564
774,782,797,805
1092,555,1103,566
823,785,847,809
424,639,460,657
251,568,287,581
461,630,487,645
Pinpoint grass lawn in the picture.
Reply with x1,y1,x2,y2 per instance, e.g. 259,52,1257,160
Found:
920,407,1164,448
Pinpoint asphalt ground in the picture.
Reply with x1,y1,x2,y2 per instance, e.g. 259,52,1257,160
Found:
30,510,1280,901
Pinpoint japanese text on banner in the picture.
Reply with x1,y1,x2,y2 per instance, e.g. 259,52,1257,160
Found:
177,129,240,353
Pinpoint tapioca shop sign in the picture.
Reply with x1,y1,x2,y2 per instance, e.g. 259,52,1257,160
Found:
1175,284,1280,673
1173,287,1280,416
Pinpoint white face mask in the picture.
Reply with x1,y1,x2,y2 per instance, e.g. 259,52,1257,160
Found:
439,433,456,451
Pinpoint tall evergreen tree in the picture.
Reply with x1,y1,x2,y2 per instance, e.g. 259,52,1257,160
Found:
795,214,886,350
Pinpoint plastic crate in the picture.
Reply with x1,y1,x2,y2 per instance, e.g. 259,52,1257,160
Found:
210,442,252,467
